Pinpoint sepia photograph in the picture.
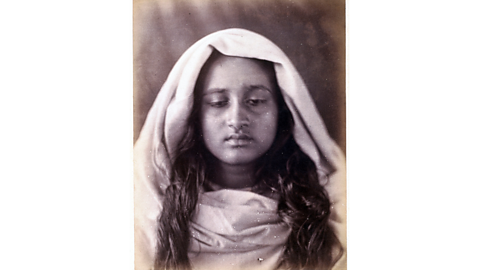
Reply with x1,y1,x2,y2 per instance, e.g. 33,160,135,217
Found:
133,0,346,269
3,1,480,270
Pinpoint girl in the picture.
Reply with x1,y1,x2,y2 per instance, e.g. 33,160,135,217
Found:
134,29,346,270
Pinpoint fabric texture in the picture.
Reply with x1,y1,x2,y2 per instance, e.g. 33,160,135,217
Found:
134,28,346,270
189,189,290,270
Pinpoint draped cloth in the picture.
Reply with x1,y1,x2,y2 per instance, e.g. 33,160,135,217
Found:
189,189,290,270
134,28,346,270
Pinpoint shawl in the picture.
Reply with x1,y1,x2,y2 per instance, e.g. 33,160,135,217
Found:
189,189,290,270
134,28,346,270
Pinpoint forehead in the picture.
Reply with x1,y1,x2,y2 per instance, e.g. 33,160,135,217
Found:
199,55,276,91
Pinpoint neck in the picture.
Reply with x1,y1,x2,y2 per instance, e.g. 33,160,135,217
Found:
210,161,256,189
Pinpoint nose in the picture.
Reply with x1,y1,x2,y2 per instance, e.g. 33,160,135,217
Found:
226,101,249,130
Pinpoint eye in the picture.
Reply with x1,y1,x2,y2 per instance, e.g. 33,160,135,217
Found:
245,99,266,106
208,100,228,108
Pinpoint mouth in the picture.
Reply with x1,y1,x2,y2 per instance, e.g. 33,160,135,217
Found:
225,134,253,146
226,134,252,140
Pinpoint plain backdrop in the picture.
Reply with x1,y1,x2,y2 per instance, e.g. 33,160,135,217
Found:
1,1,479,269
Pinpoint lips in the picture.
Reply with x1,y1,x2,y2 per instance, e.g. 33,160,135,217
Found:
225,133,253,146
226,134,252,140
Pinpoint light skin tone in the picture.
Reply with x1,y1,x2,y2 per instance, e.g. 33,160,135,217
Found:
199,55,279,189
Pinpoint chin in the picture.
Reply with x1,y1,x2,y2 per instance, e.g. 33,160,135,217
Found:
220,154,260,166
222,158,256,166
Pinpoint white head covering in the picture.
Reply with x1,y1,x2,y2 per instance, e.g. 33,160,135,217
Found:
134,28,346,269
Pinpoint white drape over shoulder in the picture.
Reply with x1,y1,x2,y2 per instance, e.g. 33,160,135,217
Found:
188,189,290,270
134,28,346,270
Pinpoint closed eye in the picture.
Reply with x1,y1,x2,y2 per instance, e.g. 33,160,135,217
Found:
208,100,229,107
246,99,267,106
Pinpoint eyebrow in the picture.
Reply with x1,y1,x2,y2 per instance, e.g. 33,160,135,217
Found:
247,84,273,93
202,85,273,96
202,88,227,96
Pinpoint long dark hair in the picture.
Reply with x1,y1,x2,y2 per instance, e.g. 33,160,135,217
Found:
155,52,343,270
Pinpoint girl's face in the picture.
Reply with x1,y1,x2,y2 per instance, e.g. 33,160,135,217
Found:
198,55,279,167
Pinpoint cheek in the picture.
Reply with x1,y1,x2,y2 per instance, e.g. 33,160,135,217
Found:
268,115,279,139
199,110,218,141
258,109,279,141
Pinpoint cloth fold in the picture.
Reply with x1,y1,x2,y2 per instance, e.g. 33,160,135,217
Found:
189,190,290,270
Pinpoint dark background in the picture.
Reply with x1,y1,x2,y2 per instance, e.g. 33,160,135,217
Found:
133,0,345,153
